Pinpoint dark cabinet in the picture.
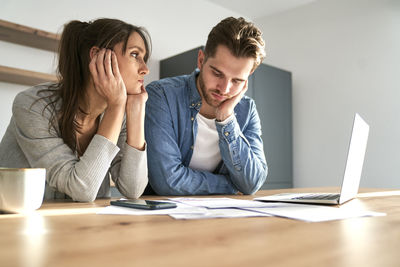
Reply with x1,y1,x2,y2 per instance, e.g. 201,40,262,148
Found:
248,64,293,189
160,47,293,189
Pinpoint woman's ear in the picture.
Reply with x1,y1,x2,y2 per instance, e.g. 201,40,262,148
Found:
89,47,100,60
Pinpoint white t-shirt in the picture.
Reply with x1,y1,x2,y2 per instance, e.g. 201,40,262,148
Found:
189,113,222,172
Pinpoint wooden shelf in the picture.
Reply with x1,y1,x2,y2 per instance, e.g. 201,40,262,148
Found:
0,65,57,86
0,19,59,86
0,19,60,52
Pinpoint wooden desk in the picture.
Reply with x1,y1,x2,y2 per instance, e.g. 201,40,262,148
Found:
1,188,399,267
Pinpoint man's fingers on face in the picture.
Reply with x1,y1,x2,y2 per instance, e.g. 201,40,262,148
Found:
226,88,244,99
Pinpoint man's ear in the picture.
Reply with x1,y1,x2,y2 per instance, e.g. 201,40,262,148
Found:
89,46,100,60
197,49,205,70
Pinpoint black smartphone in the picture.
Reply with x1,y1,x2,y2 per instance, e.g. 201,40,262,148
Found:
110,199,177,210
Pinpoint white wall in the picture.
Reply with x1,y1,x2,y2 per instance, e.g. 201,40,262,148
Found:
0,0,243,137
2,0,399,189
256,0,400,188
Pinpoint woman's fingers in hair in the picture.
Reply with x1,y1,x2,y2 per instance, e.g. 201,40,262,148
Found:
89,50,99,83
111,51,122,80
89,48,126,107
96,49,107,78
104,49,113,78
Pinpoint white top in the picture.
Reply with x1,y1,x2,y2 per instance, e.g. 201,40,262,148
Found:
189,113,222,172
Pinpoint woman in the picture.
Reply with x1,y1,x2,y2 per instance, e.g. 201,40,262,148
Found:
0,18,151,201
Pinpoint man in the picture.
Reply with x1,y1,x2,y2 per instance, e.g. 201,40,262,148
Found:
145,17,268,195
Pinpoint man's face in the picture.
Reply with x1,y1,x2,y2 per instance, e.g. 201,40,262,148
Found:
197,45,255,108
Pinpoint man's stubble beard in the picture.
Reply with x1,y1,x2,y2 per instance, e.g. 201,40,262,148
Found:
198,71,221,108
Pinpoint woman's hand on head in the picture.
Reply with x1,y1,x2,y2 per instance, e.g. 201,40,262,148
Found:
89,48,127,108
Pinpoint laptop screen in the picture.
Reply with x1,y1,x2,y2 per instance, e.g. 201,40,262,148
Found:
339,113,370,204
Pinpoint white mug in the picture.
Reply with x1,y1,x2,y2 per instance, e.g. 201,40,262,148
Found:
0,168,46,213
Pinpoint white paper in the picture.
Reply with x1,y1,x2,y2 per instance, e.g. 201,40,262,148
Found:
168,197,275,209
170,208,271,220
243,203,386,222
97,198,385,222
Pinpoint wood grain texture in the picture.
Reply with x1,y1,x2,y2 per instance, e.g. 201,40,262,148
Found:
0,19,59,86
0,19,60,52
0,65,57,86
0,188,399,267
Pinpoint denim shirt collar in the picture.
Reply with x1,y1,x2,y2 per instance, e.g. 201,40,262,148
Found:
188,69,202,111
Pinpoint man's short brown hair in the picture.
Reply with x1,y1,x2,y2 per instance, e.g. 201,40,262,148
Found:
204,17,266,70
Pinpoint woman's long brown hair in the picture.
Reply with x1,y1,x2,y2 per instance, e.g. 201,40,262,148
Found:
39,18,151,153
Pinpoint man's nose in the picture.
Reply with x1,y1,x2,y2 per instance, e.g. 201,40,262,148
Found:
217,79,231,95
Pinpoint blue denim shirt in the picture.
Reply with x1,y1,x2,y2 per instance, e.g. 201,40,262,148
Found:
145,69,268,195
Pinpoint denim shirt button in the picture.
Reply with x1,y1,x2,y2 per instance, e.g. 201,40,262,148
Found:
224,132,230,136
191,117,194,121
235,166,242,171
190,146,194,150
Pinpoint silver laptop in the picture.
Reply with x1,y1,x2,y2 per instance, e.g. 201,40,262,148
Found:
255,113,370,205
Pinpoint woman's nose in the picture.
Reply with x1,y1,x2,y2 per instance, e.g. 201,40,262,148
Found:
140,60,149,76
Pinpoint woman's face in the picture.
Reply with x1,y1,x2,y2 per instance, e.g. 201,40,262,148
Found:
113,31,149,94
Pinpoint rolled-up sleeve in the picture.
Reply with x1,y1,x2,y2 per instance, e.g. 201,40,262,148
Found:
216,101,268,195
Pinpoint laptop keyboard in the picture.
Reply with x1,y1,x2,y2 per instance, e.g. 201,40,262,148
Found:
293,193,340,200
